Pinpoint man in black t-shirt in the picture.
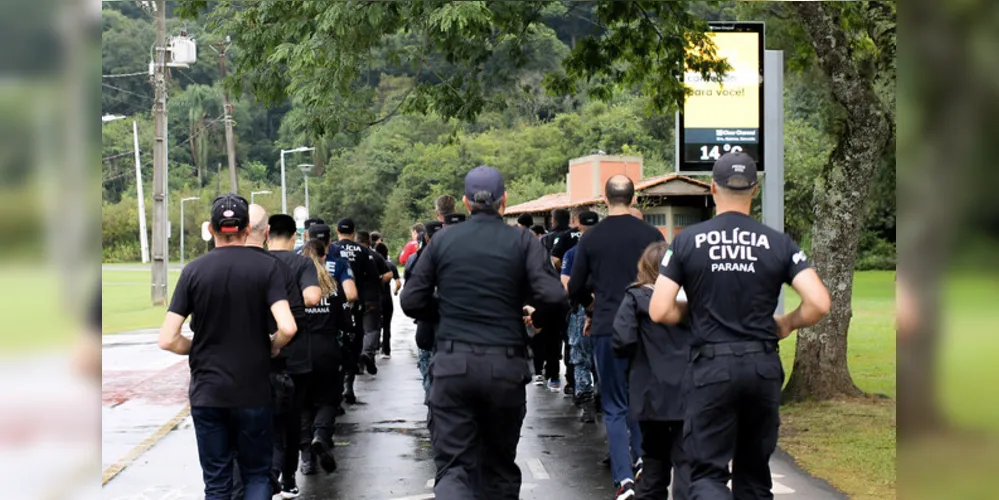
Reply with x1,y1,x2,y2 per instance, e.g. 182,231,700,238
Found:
370,237,401,359
332,219,391,403
651,153,831,499
568,176,664,497
158,194,297,500
358,230,394,359
245,205,320,497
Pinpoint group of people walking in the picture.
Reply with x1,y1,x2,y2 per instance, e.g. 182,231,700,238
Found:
157,194,399,499
158,151,831,500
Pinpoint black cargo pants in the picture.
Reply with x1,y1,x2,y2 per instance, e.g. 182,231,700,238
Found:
683,342,783,500
428,340,531,500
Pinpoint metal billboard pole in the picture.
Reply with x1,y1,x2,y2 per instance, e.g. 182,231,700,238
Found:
762,50,786,314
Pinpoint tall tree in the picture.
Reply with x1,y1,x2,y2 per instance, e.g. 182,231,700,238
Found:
780,2,894,401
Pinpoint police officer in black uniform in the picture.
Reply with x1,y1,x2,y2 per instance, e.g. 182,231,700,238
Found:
401,166,567,500
650,152,831,499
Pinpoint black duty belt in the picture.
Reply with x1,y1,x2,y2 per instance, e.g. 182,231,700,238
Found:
437,340,527,358
690,340,778,361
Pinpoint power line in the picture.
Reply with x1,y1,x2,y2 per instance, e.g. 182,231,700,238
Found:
102,113,226,184
102,82,154,101
102,71,148,79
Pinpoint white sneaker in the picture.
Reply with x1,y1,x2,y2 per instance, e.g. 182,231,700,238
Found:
533,375,545,386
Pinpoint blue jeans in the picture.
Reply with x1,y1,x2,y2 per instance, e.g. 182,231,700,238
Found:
593,335,643,485
191,406,273,500
567,307,593,397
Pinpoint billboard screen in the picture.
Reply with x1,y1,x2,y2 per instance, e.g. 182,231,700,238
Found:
678,22,764,173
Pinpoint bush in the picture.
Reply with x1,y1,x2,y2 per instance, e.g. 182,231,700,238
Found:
855,238,896,271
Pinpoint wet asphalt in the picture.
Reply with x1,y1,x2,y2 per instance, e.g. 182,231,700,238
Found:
102,297,844,500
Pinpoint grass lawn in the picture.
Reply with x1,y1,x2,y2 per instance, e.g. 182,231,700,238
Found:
101,267,181,333
777,271,896,500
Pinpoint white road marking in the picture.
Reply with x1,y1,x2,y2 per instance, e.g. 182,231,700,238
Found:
526,458,550,480
390,494,436,500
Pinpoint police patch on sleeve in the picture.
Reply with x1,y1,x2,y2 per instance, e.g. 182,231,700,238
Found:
792,250,807,265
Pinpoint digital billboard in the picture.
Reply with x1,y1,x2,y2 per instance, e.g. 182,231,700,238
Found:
678,22,764,173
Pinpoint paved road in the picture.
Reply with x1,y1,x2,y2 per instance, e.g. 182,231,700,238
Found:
101,298,844,500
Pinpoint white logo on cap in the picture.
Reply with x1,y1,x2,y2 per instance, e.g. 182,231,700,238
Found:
223,210,234,217
732,164,746,173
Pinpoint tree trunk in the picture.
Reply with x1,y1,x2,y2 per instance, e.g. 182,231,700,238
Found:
783,2,892,402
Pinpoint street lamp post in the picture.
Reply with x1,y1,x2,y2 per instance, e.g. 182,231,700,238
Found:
180,196,199,266
279,146,314,214
251,190,272,204
298,164,314,213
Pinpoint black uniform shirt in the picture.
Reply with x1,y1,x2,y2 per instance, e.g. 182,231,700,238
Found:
660,212,812,344
568,214,664,337
400,212,567,347
270,250,318,375
167,246,288,408
368,249,392,303
540,223,571,256
550,227,581,262
333,239,380,306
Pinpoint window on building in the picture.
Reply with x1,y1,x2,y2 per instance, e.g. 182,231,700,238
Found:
644,213,667,227
674,213,701,227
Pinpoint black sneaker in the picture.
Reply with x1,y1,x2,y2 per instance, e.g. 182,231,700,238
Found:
343,392,357,405
359,353,378,375
335,405,346,416
633,458,644,482
311,435,338,473
280,485,301,499
300,452,317,475
614,479,635,499
563,384,575,396
579,404,596,423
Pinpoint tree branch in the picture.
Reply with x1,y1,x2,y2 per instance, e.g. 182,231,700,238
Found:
791,2,889,130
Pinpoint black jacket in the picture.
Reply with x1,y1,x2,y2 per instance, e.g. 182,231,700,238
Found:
612,285,692,422
401,212,567,347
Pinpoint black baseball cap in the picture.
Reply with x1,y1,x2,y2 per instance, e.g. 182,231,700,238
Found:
308,224,332,245
304,217,325,230
464,165,505,204
712,152,758,190
337,218,355,234
579,211,599,227
211,193,249,234
443,213,466,225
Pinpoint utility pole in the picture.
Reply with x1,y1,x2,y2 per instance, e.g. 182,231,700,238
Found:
218,39,238,194
151,0,168,305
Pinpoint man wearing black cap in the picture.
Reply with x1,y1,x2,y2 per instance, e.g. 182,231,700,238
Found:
650,152,831,499
401,166,567,500
158,194,297,500
332,218,390,403
295,218,325,254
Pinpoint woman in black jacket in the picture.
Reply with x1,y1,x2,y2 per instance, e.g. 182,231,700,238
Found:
613,241,692,500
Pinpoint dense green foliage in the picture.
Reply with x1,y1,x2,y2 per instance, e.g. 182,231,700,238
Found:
101,1,894,268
